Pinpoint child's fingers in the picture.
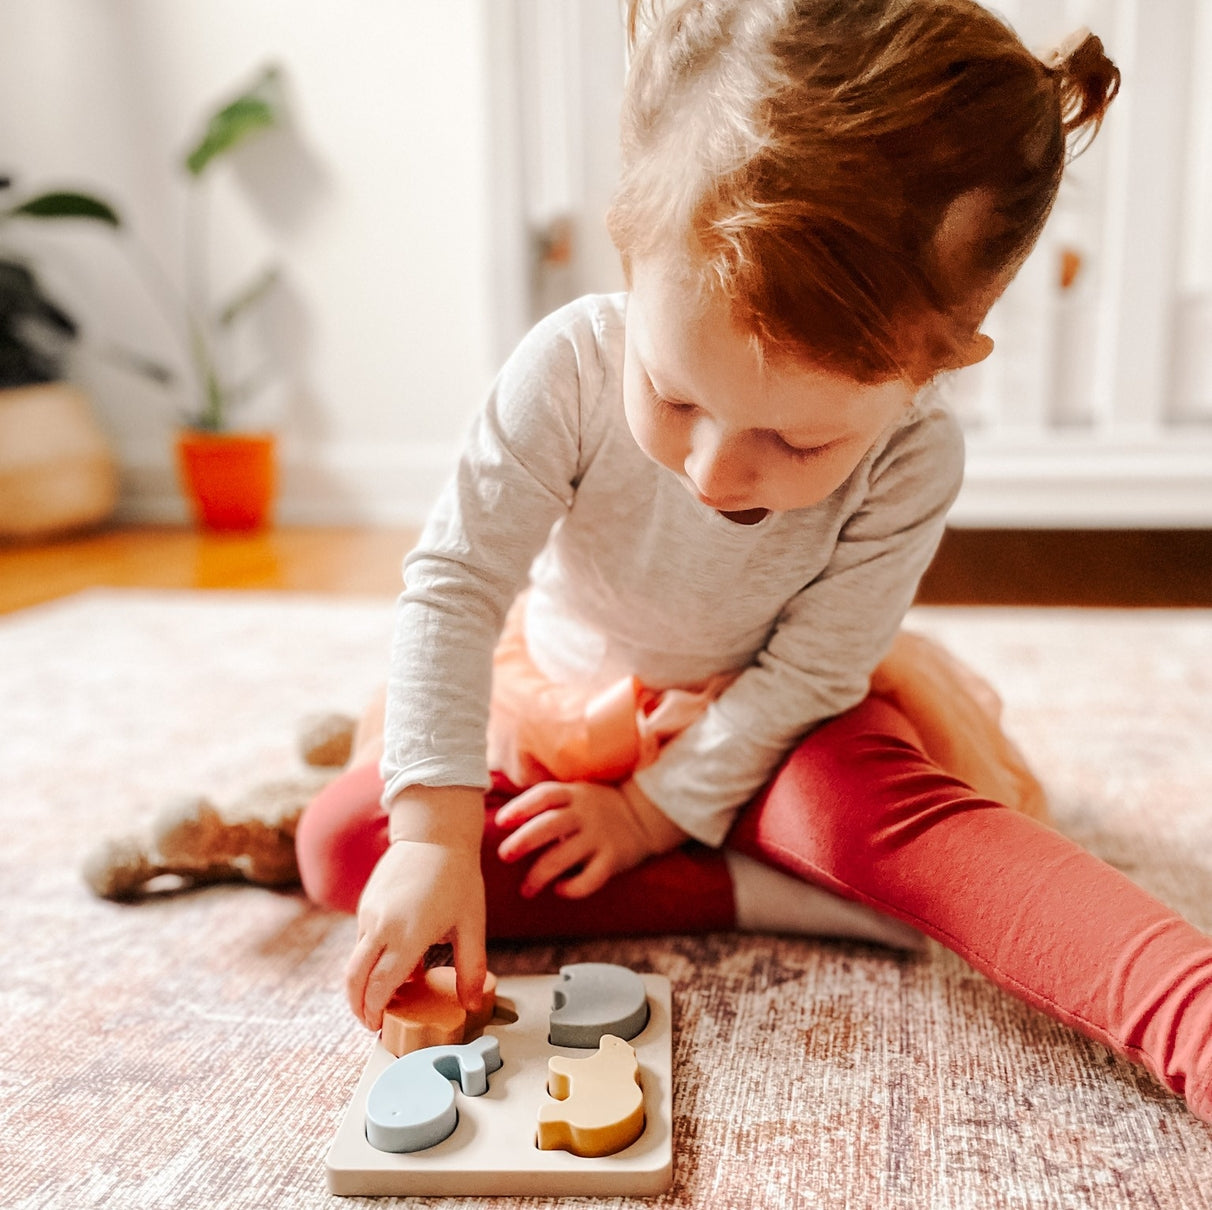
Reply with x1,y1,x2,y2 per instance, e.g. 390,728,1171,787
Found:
496,808,580,863
518,833,592,898
365,945,423,1032
493,783,572,829
345,933,383,1025
554,852,614,900
453,914,488,1015
347,933,415,1030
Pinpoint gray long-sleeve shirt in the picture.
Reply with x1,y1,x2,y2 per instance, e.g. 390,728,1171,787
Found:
382,293,964,845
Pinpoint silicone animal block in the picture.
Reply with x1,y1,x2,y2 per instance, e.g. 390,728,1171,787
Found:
537,1035,645,1158
381,968,499,1058
549,963,649,1047
365,1035,502,1154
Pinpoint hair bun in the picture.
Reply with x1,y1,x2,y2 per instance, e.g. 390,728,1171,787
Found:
1044,27,1122,152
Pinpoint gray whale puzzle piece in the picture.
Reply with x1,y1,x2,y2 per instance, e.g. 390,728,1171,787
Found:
548,962,650,1048
365,1034,501,1153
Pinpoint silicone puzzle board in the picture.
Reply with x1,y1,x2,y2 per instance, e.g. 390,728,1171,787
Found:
326,972,673,1197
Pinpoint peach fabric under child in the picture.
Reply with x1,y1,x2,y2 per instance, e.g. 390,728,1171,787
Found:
487,594,1050,824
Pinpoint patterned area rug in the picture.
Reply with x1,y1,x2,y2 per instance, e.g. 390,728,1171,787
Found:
2,589,1211,1210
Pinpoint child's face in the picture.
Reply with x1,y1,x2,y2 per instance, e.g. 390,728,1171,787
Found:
623,258,916,523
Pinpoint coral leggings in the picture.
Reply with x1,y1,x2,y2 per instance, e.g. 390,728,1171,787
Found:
296,693,1212,1121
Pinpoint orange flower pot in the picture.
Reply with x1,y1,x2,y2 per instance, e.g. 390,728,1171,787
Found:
175,430,277,532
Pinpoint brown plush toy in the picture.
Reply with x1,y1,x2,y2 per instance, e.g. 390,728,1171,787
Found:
82,712,356,901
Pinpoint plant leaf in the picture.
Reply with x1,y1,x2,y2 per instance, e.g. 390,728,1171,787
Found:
6,191,122,226
0,259,77,334
96,343,177,387
184,64,285,177
217,265,280,327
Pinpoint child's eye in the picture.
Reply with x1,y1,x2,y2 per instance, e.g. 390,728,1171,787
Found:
653,392,697,416
775,435,832,461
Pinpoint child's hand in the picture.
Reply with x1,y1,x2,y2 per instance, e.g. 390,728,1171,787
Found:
495,778,687,899
345,787,487,1032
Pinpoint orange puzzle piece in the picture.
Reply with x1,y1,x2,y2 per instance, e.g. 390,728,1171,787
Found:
536,1034,645,1158
380,968,498,1058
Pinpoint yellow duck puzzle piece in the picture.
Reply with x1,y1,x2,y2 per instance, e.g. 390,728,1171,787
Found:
536,1034,645,1158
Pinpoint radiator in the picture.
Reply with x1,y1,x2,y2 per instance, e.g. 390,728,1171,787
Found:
946,0,1212,526
494,0,1212,527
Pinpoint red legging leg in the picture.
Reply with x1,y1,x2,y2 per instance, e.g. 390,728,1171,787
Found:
295,763,735,938
728,694,1212,1121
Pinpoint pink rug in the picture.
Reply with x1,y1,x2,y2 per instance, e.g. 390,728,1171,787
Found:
2,589,1211,1209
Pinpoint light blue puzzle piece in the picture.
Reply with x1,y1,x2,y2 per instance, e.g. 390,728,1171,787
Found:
548,963,650,1048
365,1034,502,1153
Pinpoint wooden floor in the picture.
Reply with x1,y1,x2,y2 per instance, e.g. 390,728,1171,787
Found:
0,526,413,615
1,524,1211,615
917,527,1212,608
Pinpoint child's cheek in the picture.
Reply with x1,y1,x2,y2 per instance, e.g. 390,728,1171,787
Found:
622,395,666,467
785,450,861,510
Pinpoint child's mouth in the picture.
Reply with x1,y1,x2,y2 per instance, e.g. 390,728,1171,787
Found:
690,487,770,524
717,506,770,525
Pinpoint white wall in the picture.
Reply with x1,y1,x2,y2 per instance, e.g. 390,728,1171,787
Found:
5,0,1209,530
1,0,499,524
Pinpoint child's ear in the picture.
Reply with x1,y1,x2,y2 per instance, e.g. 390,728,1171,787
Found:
945,331,995,372
914,329,995,386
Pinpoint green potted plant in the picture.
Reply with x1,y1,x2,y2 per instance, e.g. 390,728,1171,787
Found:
170,63,287,532
1,64,289,535
0,181,121,540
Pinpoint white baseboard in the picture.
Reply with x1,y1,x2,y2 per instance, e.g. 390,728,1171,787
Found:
952,435,1212,528
116,439,461,528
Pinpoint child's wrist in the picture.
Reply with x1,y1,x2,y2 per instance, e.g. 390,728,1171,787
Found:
386,785,484,849
619,778,688,856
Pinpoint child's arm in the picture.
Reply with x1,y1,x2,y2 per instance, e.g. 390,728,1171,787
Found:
361,301,612,1018
495,777,686,898
345,785,487,1028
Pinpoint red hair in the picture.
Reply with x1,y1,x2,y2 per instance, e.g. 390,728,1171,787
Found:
608,0,1120,382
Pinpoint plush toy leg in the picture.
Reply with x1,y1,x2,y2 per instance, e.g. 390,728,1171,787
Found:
82,830,245,900
83,773,334,901
152,787,312,888
83,711,357,902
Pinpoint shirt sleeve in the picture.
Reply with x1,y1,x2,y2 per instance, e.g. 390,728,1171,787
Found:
632,402,966,845
380,301,606,807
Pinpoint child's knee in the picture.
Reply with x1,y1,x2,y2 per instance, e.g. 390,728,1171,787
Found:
734,696,998,891
295,764,389,913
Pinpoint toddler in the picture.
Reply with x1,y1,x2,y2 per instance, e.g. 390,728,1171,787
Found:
298,0,1212,1123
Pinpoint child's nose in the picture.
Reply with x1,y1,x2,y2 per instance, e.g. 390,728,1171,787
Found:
684,430,752,500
